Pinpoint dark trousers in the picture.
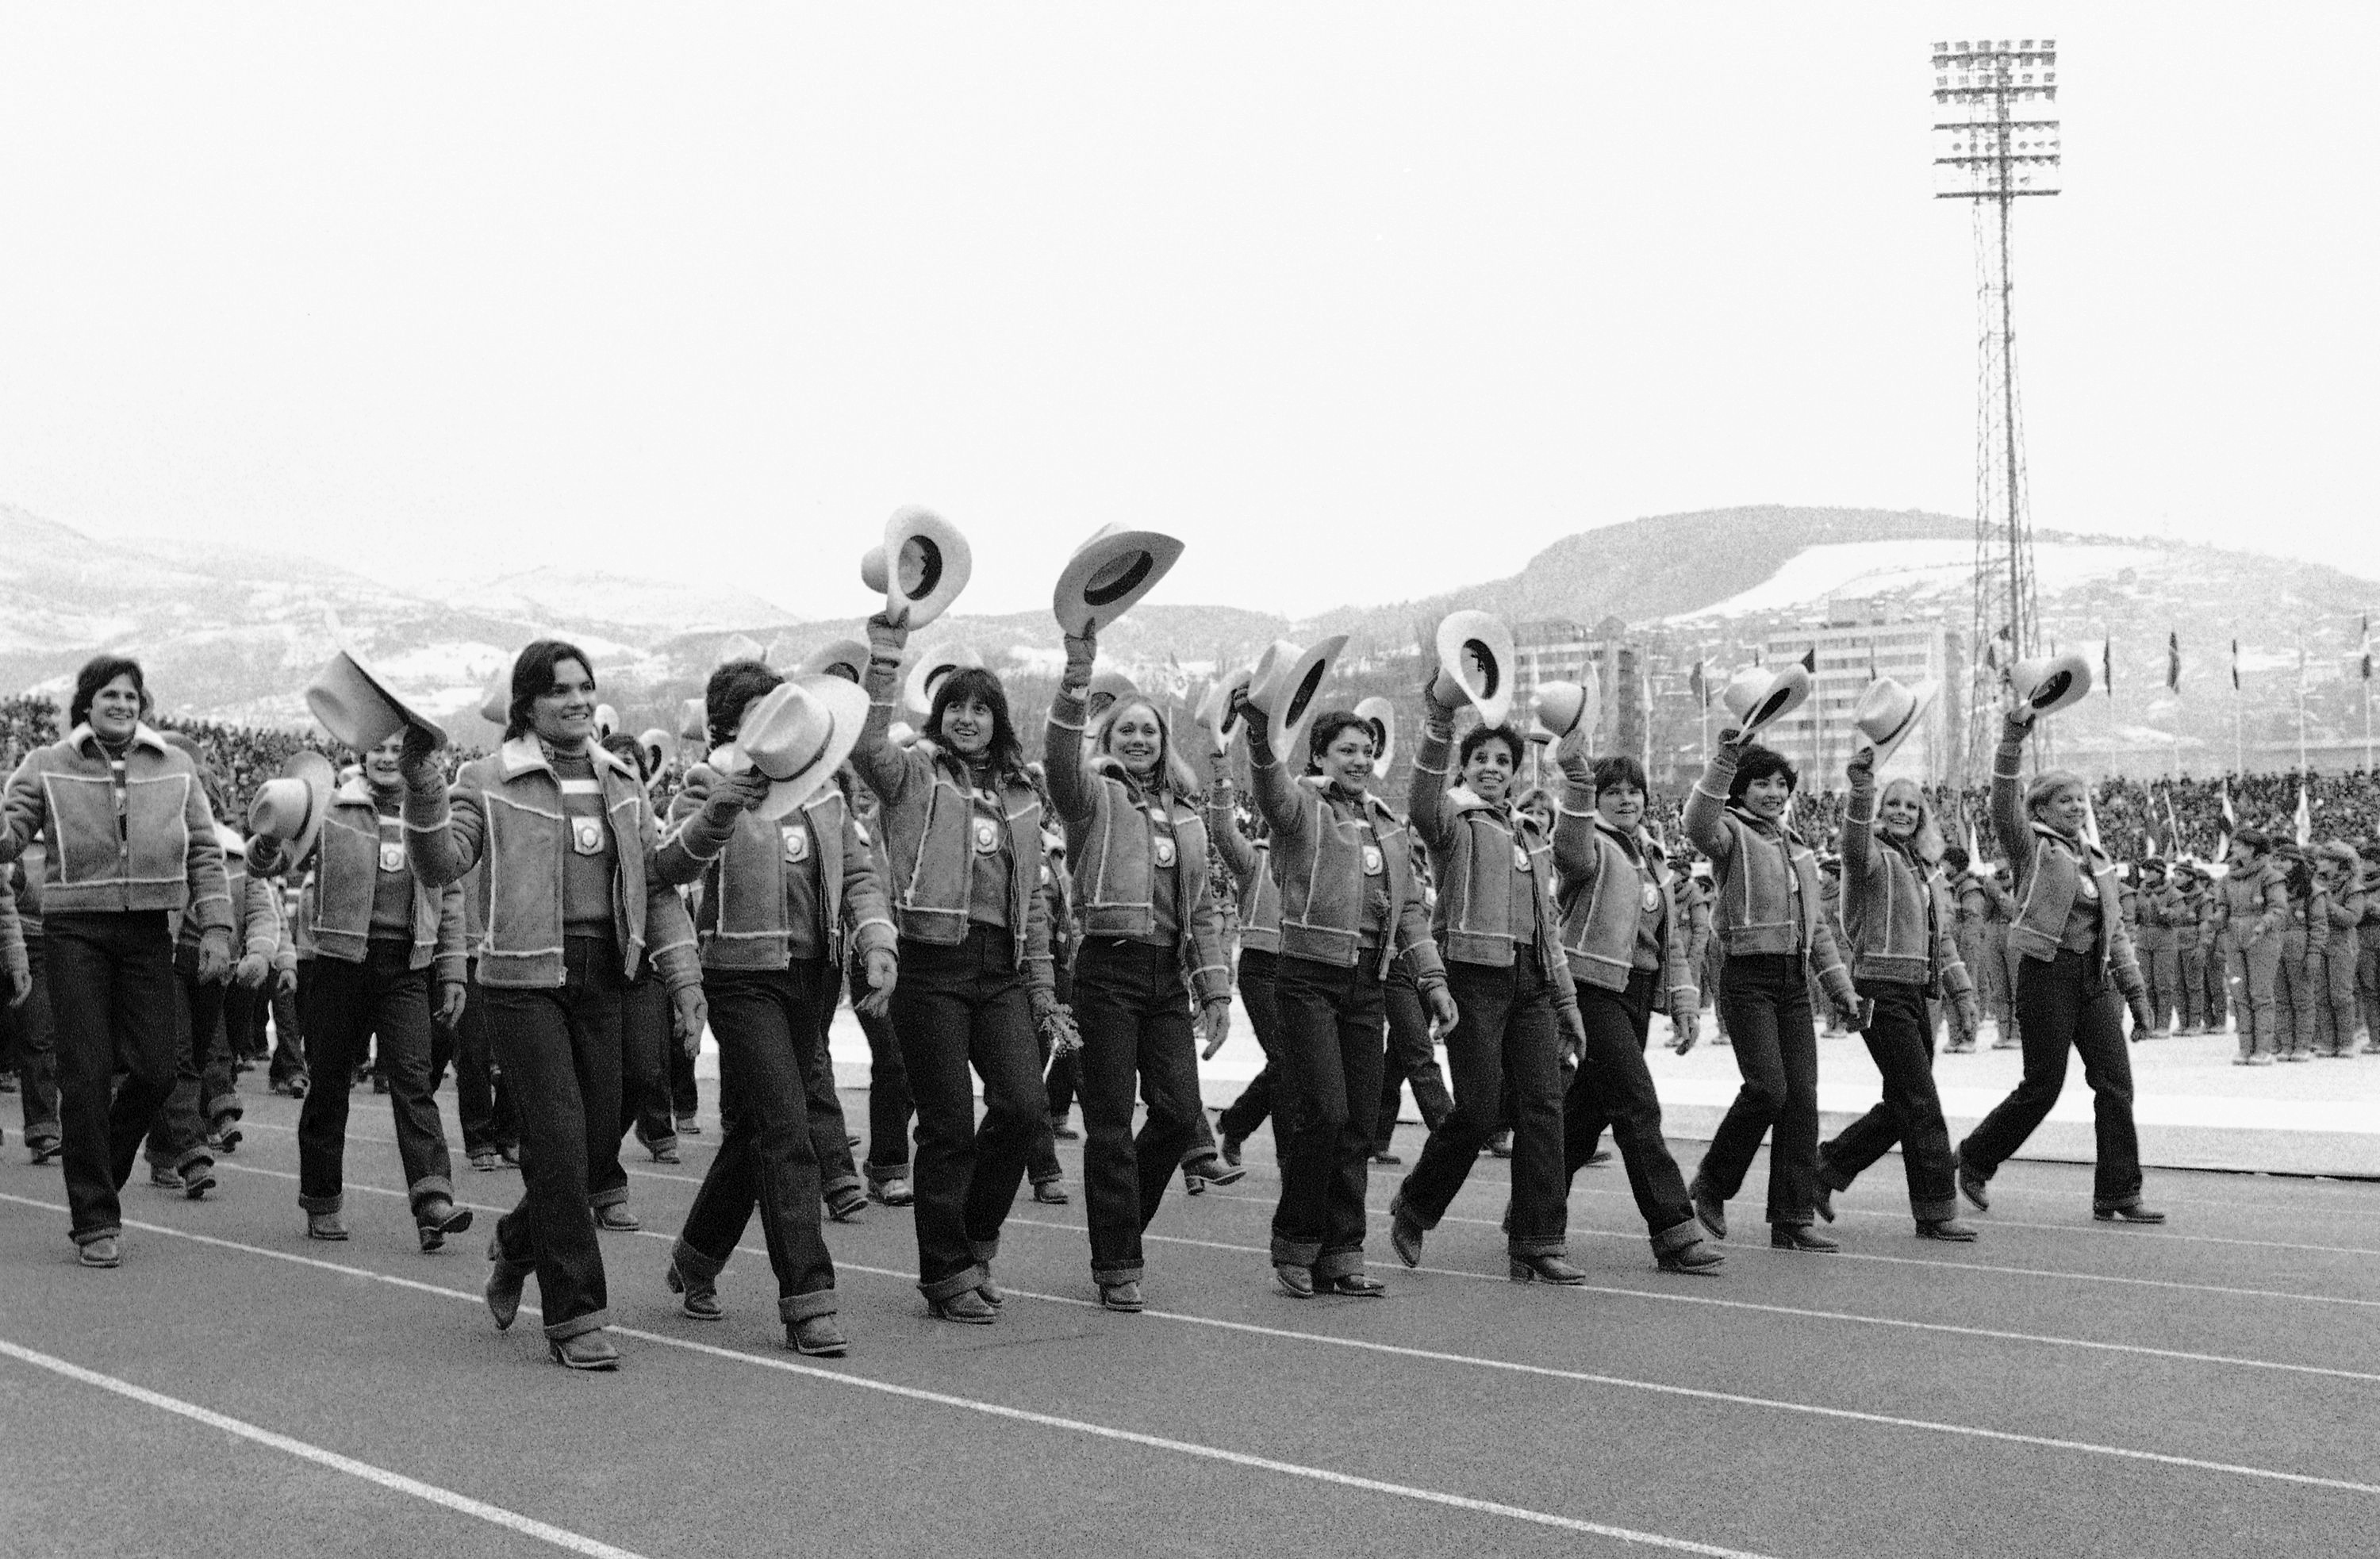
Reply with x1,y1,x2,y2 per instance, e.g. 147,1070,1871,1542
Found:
1959,950,2144,1208
482,936,624,1341
295,942,456,1215
48,912,179,1244
839,954,912,1177
674,962,838,1322
670,1037,698,1121
797,992,860,1200
1697,952,1820,1228
144,950,234,1173
1216,949,1283,1146
1270,955,1385,1280
1045,1050,1080,1123
1820,979,1956,1221
225,981,266,1062
1396,952,1565,1254
453,964,516,1156
4,939,58,1146
605,973,674,1188
889,927,1045,1300
1374,968,1455,1154
1564,968,1698,1245
267,977,307,1089
1073,939,1201,1284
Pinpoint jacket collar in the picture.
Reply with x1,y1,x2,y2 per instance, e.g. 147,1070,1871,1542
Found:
1594,815,1659,866
2030,819,2106,868
499,735,631,783
1727,801,1802,850
69,721,171,758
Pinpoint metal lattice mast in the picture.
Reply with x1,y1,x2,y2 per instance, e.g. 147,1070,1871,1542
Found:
1933,37,2059,775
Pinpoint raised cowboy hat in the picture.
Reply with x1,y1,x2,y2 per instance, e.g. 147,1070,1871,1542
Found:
637,728,674,776
798,637,870,685
593,704,620,742
862,506,972,631
1249,634,1348,759
1431,611,1517,728
1719,663,1811,739
1086,668,1142,720
904,645,985,718
1052,525,1186,636
1534,669,1602,745
1198,662,1255,751
678,696,709,744
477,657,516,727
306,616,448,754
2010,652,2093,717
710,674,870,821
1851,676,1939,769
246,749,336,870
1354,696,1396,779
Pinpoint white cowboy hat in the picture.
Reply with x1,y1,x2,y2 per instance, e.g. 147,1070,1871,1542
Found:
904,645,986,718
1719,663,1812,739
246,749,336,869
1249,635,1348,759
593,704,620,742
1198,663,1255,751
1431,611,1517,728
1534,669,1601,745
2010,652,2092,717
862,506,972,631
306,617,448,754
887,719,917,747
1086,668,1142,720
678,696,709,744
1354,696,1396,779
1851,677,1939,769
1052,525,1185,636
798,637,870,685
709,674,870,821
637,728,674,776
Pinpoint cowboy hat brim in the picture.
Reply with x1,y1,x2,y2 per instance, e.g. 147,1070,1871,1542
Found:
2013,653,2094,717
1354,696,1396,778
307,650,449,755
1432,611,1517,728
1053,526,1185,636
904,647,985,719
713,674,871,822
797,638,871,685
1250,634,1349,756
862,506,973,632
1726,664,1811,739
251,749,336,870
1199,664,1253,749
1856,679,1939,770
1532,675,1600,743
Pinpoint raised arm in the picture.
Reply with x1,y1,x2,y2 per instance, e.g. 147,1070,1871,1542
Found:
1990,714,2033,874
1042,631,1097,833
1243,706,1310,849
1404,689,1457,853
850,613,922,809
1551,748,1606,886
1837,746,1883,888
1203,756,1257,883
1683,737,1744,866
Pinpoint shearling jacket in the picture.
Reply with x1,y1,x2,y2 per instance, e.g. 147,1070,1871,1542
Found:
1205,774,1280,957
1682,743,1854,1005
666,770,896,973
1045,686,1230,1005
1989,722,2149,1008
1837,766,1974,998
403,736,701,993
178,824,282,967
0,723,232,939
1246,723,1444,986
1551,764,1695,1013
253,779,466,981
1407,708,1573,984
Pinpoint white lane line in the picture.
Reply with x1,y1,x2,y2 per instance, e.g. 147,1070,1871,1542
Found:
0,1337,653,1559
29,1185,2380,1504
0,1197,1778,1559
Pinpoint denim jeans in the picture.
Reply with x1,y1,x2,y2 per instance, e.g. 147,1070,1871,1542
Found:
1563,968,1699,1248
797,997,860,1201
1820,978,1956,1221
1697,952,1821,1228
1072,939,1202,1284
670,1036,699,1121
674,961,839,1322
1395,951,1565,1256
144,949,235,1175
1374,965,1454,1154
1215,949,1282,1146
1960,949,2144,1208
835,952,912,1178
600,973,674,1194
482,935,624,1342
452,963,516,1156
889,927,1045,1300
1270,954,1385,1279
3,939,59,1146
48,912,179,1244
295,940,458,1217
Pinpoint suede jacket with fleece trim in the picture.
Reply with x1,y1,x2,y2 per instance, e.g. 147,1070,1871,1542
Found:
1989,721,2149,1008
0,857,23,989
1837,766,1975,998
1204,771,1280,957
665,770,897,973
1551,755,1695,1013
254,777,466,982
849,655,1055,1000
1407,706,1569,976
0,723,231,941
1682,743,1854,1008
1245,722,1445,987
402,736,701,993
1044,685,1230,1007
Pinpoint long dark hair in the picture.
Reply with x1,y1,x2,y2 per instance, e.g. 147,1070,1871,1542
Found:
505,639,594,741
926,666,1027,784
71,654,149,730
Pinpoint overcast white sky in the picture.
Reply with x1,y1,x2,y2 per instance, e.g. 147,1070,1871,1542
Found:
1,3,2373,620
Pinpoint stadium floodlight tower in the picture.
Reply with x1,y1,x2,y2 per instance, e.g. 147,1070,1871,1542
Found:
1933,37,2060,773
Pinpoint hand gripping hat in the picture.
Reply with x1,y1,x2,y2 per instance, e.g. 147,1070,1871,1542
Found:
637,728,674,776
2010,652,2093,717
1354,696,1396,779
1431,611,1516,728
798,638,870,685
305,613,448,754
862,506,972,631
1053,525,1185,636
1719,663,1811,739
246,750,337,868
904,645,986,719
709,674,871,821
1198,663,1255,751
1248,635,1348,760
1850,677,1939,768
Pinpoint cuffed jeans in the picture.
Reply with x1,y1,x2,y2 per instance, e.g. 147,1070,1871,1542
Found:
1073,939,1202,1284
1959,949,2144,1210
144,948,234,1176
1374,965,1454,1154
48,912,179,1244
1564,967,1699,1250
890,926,1043,1301
1270,954,1385,1279
1696,952,1820,1228
1215,949,1283,1146
296,940,457,1218
1396,950,1564,1257
3,939,58,1147
1820,978,1956,1221
674,961,838,1322
482,935,624,1341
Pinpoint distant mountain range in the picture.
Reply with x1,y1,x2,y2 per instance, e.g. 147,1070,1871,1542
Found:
6,501,2374,769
